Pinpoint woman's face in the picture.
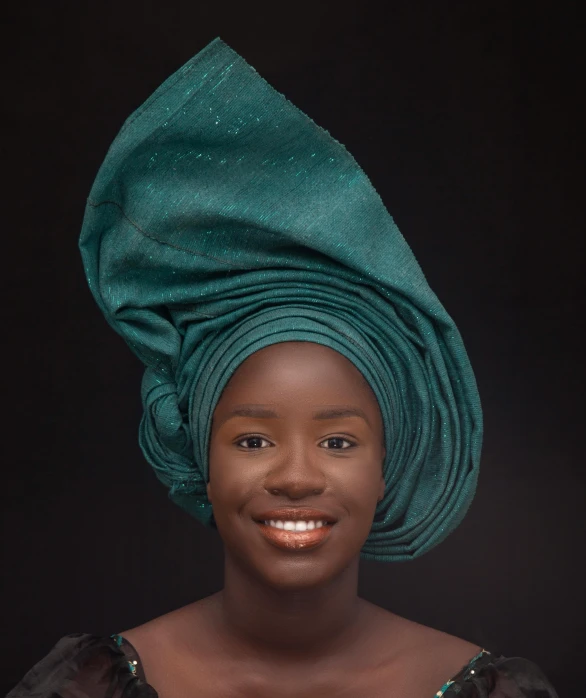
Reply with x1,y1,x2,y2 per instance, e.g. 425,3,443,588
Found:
208,342,386,590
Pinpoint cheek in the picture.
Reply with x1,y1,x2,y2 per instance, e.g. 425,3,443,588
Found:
342,474,382,512
330,455,384,510
207,444,258,515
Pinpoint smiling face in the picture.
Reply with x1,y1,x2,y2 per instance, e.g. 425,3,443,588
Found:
207,341,386,591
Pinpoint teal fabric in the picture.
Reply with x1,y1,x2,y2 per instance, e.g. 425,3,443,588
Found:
79,38,482,561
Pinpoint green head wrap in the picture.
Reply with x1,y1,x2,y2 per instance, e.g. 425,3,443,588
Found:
80,38,482,562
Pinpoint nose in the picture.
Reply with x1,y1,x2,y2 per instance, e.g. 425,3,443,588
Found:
263,444,327,499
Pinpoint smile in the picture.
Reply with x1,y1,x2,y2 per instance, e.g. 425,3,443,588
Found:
255,520,335,551
264,520,329,531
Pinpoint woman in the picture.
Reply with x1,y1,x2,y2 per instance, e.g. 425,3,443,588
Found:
9,39,558,697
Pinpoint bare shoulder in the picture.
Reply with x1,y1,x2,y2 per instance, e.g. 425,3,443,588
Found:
393,612,479,656
119,593,220,673
362,601,482,694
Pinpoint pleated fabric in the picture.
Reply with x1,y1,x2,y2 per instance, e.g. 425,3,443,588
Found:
79,38,482,561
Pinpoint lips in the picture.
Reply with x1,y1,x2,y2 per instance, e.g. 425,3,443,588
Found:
256,520,334,551
253,508,337,552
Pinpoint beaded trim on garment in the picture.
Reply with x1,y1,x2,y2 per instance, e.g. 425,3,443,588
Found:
111,634,139,677
436,649,491,696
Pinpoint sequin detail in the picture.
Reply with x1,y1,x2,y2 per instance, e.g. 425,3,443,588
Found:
436,649,491,696
110,634,140,676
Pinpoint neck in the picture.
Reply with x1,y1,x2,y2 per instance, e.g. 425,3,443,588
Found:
214,553,365,661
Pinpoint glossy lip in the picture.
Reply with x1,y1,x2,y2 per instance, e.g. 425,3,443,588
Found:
255,520,335,551
253,507,338,524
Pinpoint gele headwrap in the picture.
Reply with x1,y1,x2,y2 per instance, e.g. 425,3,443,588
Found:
79,38,482,562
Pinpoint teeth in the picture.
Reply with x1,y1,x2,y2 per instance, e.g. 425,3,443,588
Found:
265,520,329,531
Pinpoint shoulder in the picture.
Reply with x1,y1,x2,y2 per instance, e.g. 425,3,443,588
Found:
377,614,559,697
370,610,559,698
119,595,219,682
120,596,210,650
361,603,483,695
7,633,153,698
367,603,481,664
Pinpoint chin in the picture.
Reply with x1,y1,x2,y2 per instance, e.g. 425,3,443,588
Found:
258,559,342,592
230,542,360,592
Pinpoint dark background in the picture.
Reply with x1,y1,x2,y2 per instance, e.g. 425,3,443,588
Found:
2,2,583,695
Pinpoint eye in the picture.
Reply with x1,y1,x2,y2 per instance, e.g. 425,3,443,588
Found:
319,437,355,450
236,436,272,450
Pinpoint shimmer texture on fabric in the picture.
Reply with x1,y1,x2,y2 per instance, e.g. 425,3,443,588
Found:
79,38,483,561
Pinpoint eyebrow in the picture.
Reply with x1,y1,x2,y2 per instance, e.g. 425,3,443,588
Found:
216,404,371,428
312,407,370,426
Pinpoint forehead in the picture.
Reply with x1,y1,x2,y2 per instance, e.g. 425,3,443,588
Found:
217,341,378,408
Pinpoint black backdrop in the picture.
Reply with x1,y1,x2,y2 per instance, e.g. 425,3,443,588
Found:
2,2,584,695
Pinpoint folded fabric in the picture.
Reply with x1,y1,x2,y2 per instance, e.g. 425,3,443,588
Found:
79,38,482,561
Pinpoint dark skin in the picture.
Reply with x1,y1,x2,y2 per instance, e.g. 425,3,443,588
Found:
123,342,480,697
